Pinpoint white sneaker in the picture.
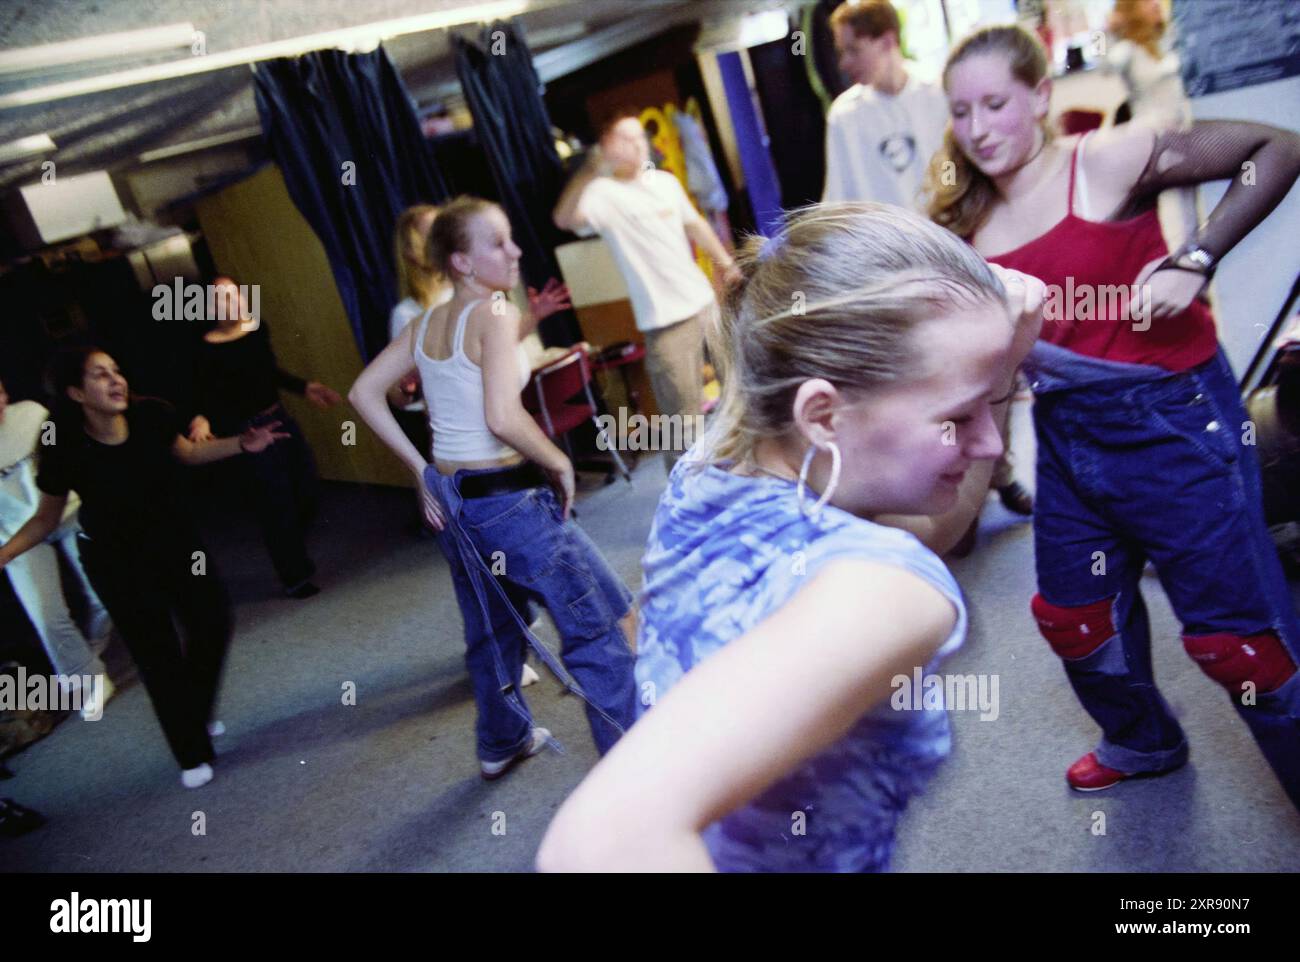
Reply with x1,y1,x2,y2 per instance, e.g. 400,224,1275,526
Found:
207,720,226,737
520,664,540,687
480,727,550,781
181,763,214,789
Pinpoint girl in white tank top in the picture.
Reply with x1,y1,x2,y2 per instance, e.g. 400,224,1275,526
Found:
413,298,531,464
348,197,638,776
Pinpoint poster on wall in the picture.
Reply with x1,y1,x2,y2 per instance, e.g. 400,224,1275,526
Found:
1174,0,1300,97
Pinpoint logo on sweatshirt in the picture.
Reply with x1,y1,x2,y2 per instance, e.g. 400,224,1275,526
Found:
879,133,917,172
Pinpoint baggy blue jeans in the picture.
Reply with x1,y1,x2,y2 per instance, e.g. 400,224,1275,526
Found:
1030,345,1300,807
425,466,638,763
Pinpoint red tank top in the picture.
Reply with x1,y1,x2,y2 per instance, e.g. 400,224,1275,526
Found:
987,135,1218,371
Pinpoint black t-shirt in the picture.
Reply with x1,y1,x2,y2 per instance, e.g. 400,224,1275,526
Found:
36,398,191,546
193,322,306,435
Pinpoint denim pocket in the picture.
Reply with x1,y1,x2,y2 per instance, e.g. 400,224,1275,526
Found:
537,486,564,525
558,575,616,640
1142,382,1239,469
461,488,539,531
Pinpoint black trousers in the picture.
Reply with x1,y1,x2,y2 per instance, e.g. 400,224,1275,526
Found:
78,531,231,770
240,405,318,589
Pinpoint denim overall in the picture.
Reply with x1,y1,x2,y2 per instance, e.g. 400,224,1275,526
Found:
424,465,637,763
1029,341,1300,806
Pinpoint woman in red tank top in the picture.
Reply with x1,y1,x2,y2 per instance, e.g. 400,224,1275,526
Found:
927,24,1300,809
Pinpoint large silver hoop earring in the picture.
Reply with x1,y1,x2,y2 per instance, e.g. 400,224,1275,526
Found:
797,441,841,519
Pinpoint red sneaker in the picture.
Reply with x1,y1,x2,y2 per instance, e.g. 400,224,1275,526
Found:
1066,752,1130,791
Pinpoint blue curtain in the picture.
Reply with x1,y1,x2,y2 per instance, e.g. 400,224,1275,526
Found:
749,14,830,211
453,21,581,346
717,52,784,238
253,48,449,362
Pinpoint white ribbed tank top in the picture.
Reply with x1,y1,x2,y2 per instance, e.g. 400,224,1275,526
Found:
414,299,530,462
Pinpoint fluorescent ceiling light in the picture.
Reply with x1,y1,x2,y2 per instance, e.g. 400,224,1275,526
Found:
0,0,549,110
528,22,588,48
737,9,791,48
0,23,198,77
696,8,792,53
0,134,57,165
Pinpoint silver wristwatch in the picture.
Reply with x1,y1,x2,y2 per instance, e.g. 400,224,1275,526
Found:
1172,245,1218,275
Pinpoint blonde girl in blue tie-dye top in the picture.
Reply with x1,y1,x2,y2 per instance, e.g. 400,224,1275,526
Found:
538,203,1044,872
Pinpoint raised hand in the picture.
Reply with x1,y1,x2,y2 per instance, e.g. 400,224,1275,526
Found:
987,263,1045,371
240,421,290,453
715,262,743,293
527,278,573,322
306,382,343,408
188,415,214,443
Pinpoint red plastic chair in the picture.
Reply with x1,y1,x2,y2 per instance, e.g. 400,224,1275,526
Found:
523,347,632,482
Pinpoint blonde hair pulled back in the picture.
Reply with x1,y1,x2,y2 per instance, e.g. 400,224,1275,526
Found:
697,202,1005,469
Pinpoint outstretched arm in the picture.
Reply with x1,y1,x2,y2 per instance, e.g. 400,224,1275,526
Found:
684,219,741,287
0,493,67,571
172,422,287,466
536,559,956,872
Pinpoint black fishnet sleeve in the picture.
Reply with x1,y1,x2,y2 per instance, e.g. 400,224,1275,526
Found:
1126,120,1300,262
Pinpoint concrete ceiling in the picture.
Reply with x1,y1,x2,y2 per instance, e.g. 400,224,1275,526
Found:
0,0,789,194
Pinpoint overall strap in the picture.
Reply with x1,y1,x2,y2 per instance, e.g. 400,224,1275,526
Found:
452,299,484,356
1069,130,1093,217
413,303,436,362
425,467,628,742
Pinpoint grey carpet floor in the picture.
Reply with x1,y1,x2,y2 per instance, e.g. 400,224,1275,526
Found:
4,403,1298,871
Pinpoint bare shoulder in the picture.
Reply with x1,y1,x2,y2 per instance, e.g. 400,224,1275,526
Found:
786,558,958,669
469,296,521,325
466,297,522,352
1080,122,1157,190
412,301,452,354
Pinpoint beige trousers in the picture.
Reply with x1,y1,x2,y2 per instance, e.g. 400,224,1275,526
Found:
643,302,713,470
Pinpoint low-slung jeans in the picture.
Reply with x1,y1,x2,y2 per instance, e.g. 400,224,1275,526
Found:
426,466,637,763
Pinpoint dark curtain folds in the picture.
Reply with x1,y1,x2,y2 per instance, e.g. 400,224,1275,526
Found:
253,48,448,362
749,3,852,210
750,16,830,211
453,21,581,347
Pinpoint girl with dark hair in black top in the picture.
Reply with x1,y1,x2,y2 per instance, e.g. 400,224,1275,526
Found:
0,347,286,789
186,276,342,599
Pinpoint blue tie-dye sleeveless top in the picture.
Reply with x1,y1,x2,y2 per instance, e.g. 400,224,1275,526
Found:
636,462,967,872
